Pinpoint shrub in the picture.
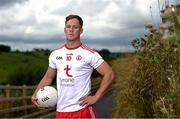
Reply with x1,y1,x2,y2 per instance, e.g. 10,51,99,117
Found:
130,5,180,118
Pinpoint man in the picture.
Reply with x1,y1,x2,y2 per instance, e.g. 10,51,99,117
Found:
31,14,115,118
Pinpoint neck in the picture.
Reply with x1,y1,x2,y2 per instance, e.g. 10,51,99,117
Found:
66,40,81,49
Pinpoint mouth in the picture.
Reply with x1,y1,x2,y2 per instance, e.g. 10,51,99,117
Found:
68,34,73,36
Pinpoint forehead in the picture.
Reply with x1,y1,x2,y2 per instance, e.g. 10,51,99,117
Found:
66,18,80,25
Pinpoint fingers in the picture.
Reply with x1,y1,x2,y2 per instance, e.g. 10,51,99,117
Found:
79,96,86,101
79,97,86,106
79,96,93,107
31,95,45,109
32,96,38,107
79,99,88,106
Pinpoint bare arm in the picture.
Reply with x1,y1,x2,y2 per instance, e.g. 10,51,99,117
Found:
94,61,115,101
79,61,115,106
31,67,56,108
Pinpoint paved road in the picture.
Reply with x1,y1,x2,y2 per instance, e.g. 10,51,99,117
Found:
95,90,115,118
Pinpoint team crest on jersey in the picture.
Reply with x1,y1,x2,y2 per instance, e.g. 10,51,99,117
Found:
76,55,82,61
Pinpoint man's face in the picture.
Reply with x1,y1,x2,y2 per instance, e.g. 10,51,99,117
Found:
64,18,83,41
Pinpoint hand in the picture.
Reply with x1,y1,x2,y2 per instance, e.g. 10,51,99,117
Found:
79,95,98,107
31,94,45,109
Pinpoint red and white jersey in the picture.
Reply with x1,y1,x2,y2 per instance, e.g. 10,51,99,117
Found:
49,43,104,112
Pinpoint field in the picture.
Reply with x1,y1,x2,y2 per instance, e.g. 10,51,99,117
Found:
0,51,48,85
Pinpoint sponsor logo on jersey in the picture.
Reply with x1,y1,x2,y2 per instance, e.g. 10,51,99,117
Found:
60,78,74,86
56,56,63,60
64,65,72,77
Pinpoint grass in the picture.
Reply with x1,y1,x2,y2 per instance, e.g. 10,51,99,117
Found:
111,54,137,117
0,52,48,85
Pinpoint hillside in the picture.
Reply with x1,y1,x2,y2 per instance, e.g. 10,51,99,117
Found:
0,52,48,85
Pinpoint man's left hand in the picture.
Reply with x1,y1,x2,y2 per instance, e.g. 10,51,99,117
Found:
79,95,98,107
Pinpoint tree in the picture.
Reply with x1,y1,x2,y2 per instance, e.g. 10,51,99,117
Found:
98,49,111,60
0,44,11,52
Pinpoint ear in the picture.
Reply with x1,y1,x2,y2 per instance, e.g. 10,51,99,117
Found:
80,28,83,34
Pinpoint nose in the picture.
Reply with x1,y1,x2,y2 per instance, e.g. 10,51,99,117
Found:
70,27,73,32
69,27,74,32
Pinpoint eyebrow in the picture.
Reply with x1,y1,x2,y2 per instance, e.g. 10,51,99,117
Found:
65,25,80,28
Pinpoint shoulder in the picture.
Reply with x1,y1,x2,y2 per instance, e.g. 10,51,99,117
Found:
80,44,96,54
52,44,65,52
50,44,65,54
49,44,65,58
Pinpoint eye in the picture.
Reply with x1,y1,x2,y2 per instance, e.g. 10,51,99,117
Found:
65,25,71,28
73,26,79,29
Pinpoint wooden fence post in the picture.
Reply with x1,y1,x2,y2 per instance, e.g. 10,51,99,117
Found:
5,84,10,109
22,85,27,115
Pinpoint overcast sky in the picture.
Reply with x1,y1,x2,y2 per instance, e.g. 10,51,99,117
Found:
0,0,179,52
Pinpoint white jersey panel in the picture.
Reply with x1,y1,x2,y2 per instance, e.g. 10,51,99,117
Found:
48,44,104,112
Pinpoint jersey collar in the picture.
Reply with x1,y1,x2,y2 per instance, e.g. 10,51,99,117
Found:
65,43,82,50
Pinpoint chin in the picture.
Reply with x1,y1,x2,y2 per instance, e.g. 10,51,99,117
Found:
67,38,76,41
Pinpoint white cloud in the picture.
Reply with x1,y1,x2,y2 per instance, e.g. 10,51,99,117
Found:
0,0,178,52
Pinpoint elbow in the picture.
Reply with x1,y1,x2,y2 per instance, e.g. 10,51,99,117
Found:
109,70,115,82
112,72,116,81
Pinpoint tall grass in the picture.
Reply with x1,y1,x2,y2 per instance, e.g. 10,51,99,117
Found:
112,55,137,117
113,4,180,118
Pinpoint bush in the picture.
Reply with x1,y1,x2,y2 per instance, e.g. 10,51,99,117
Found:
130,5,180,117
113,4,180,118
131,32,180,117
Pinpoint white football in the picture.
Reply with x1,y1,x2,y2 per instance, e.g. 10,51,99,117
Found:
36,86,58,108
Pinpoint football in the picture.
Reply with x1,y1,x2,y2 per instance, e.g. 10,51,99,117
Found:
36,86,58,108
